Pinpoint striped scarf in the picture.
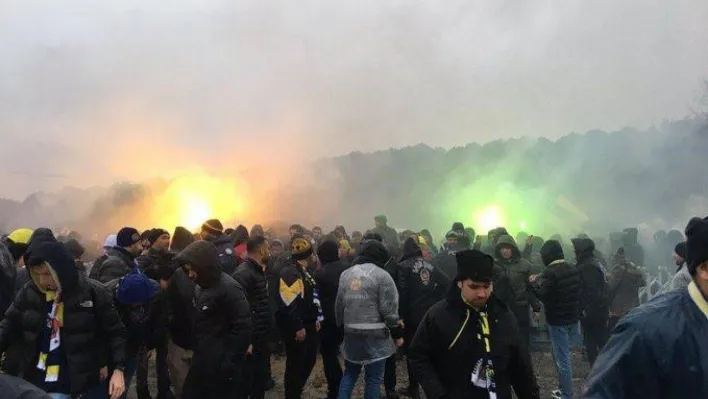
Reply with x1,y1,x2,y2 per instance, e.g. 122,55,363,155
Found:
37,290,63,383
471,309,497,399
301,267,324,322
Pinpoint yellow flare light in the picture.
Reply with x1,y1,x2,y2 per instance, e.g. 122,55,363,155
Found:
152,174,247,232
475,206,506,233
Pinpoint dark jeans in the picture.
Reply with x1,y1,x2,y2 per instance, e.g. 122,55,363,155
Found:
242,345,269,399
283,324,318,399
581,315,609,366
137,341,171,397
319,322,343,399
512,305,532,350
338,359,386,399
384,355,397,393
403,327,419,395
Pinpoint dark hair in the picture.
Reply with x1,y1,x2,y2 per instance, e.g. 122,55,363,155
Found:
289,224,304,233
247,236,268,253
362,232,383,243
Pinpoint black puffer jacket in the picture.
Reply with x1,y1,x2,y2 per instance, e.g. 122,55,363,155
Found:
531,240,581,326
0,374,51,399
0,240,15,321
398,238,449,330
167,268,197,350
175,241,252,382
0,241,127,396
314,258,349,327
90,247,137,283
408,287,540,399
572,238,609,320
232,259,270,345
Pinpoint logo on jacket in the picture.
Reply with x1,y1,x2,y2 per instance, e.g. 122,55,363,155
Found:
349,279,362,291
420,268,431,285
78,300,93,308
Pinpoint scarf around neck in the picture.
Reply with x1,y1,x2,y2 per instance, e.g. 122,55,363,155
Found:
37,290,63,383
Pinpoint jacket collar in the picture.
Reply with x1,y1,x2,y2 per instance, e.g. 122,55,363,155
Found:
688,281,708,319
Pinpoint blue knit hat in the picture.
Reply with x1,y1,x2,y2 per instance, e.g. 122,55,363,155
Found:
117,272,157,305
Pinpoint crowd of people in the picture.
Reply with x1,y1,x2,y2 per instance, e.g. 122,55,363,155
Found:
0,213,707,399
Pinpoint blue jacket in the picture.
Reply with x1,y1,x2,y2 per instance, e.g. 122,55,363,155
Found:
582,281,708,398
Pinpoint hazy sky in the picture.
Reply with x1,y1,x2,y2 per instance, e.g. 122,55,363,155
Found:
1,0,707,199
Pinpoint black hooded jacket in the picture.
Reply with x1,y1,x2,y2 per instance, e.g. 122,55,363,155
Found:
398,237,449,330
232,258,271,345
175,241,252,385
208,234,239,276
530,241,581,326
167,268,197,350
0,241,127,396
314,241,349,327
15,229,57,294
572,238,609,320
408,286,540,399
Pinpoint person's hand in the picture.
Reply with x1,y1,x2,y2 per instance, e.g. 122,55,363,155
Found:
316,320,321,332
295,328,306,343
532,312,541,325
526,235,534,246
395,338,404,348
246,344,253,356
108,370,125,399
99,366,108,381
528,274,538,283
397,319,405,329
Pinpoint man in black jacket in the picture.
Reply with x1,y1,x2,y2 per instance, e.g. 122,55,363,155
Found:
176,240,252,399
0,240,127,399
165,267,196,398
529,240,581,399
314,240,349,399
200,219,239,275
175,241,252,399
91,227,143,283
572,237,609,366
408,249,540,399
397,237,449,399
232,236,272,399
276,235,323,399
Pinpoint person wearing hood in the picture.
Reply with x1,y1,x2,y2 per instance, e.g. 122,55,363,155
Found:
15,228,57,294
6,228,33,269
663,241,690,292
335,240,404,399
313,240,349,399
397,237,449,399
439,230,460,256
169,227,194,254
408,249,540,399
276,235,324,399
231,225,250,265
0,230,28,321
165,253,197,396
199,219,239,275
175,241,252,399
571,237,609,367
232,236,272,399
529,241,581,399
492,235,541,350
104,272,165,399
582,217,708,398
90,227,143,283
0,240,127,399
134,229,175,399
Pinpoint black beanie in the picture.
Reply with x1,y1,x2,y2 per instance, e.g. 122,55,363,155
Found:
317,240,340,264
147,229,170,247
540,240,564,266
686,217,708,276
674,241,687,260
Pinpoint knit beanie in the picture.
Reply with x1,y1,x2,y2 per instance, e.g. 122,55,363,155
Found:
674,241,687,260
117,272,157,305
147,229,170,247
201,219,224,236
116,227,141,248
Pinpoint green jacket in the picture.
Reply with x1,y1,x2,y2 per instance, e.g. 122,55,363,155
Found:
493,235,541,310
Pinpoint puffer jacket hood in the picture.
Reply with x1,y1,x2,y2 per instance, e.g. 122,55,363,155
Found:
494,235,521,261
540,240,565,266
232,225,250,246
400,236,423,262
170,226,195,253
571,237,595,261
22,228,56,265
353,240,390,268
27,241,80,294
175,241,221,288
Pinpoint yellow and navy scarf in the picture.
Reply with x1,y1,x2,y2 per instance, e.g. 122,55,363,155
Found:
37,290,63,383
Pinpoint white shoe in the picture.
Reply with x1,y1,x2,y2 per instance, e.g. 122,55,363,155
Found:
551,390,563,399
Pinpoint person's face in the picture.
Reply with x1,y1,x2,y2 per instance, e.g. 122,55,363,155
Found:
32,263,58,291
352,234,362,245
447,237,457,246
673,252,685,266
458,279,492,309
270,244,284,257
375,220,383,229
152,234,171,251
313,228,322,239
182,264,198,282
159,279,169,290
129,241,144,256
500,246,513,259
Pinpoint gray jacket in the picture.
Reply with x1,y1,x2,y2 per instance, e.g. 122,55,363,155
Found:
336,262,399,364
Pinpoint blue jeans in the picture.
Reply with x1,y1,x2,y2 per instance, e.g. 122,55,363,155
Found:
548,323,580,399
338,359,386,399
49,394,72,399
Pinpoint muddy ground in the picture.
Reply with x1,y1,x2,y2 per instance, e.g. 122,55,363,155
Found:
129,348,591,399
